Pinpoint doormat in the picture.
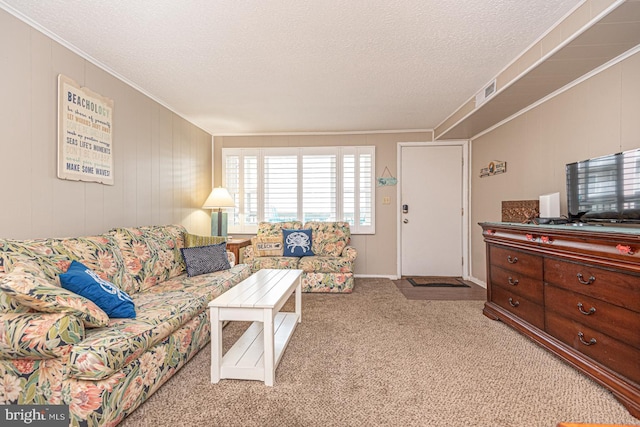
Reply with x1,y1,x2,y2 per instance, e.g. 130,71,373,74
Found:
407,277,470,287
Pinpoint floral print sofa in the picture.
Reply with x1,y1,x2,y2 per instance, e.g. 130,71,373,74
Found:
0,224,251,426
244,221,357,293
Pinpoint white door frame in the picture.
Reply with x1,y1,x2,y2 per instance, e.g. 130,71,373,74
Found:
396,141,470,279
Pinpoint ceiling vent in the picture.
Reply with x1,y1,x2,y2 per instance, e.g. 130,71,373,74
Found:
475,79,496,107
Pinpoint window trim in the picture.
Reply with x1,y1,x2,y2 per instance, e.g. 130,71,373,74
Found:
222,146,375,234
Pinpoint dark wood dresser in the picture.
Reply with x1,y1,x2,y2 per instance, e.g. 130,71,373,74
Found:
479,222,640,418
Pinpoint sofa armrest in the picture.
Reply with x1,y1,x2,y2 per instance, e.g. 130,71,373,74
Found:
243,245,255,263
227,250,236,267
342,246,358,262
0,312,84,359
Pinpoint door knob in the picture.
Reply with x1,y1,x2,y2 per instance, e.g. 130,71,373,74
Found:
403,219,409,224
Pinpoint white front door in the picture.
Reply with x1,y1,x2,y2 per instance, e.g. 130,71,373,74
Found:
400,144,465,277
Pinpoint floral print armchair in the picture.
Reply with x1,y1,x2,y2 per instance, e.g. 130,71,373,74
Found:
244,221,357,293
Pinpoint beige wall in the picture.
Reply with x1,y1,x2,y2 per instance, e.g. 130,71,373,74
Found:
470,51,640,282
215,132,433,276
0,10,213,239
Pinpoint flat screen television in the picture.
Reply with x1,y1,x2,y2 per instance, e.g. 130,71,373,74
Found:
566,148,640,225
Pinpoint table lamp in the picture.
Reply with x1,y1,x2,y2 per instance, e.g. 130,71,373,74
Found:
203,187,235,236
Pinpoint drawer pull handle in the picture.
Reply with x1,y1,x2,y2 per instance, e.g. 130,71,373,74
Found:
507,256,518,264
577,303,596,316
576,273,596,285
508,297,520,307
507,277,519,286
578,332,596,346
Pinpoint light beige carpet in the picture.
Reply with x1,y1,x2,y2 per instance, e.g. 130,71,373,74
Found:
120,278,639,427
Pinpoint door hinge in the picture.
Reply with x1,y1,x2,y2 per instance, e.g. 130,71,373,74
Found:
462,257,464,265
461,207,464,216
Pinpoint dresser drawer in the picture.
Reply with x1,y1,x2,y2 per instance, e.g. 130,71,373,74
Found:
545,285,640,350
544,258,640,313
545,311,640,385
489,246,543,279
491,285,544,329
491,265,543,305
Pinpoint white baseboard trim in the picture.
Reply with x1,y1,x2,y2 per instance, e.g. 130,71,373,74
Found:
354,274,398,280
465,276,487,289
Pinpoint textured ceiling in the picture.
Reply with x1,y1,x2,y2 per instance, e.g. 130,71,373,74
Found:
1,0,581,135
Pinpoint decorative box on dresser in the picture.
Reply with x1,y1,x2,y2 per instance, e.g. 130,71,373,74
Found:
479,222,640,419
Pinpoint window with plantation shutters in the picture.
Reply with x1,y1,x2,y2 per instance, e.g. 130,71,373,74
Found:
264,153,297,222
359,151,373,226
243,155,258,225
222,146,375,234
302,152,336,223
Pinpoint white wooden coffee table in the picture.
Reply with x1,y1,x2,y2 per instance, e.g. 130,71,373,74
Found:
209,269,303,386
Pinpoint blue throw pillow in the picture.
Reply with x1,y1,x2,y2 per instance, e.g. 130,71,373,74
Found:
60,260,136,318
283,229,314,257
180,242,231,277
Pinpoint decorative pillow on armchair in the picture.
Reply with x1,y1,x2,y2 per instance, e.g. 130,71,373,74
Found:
283,229,314,257
251,236,284,257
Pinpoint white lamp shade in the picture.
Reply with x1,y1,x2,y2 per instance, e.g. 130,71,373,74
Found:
203,187,235,209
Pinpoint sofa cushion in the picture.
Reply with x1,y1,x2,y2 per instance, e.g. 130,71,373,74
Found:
297,256,353,274
144,264,252,301
180,243,230,277
109,225,187,292
256,221,303,237
0,312,85,359
67,290,208,380
0,291,29,313
0,256,45,313
60,261,136,319
250,257,300,272
0,234,132,293
251,236,283,257
0,254,49,279
304,221,351,257
0,270,109,328
283,229,314,257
